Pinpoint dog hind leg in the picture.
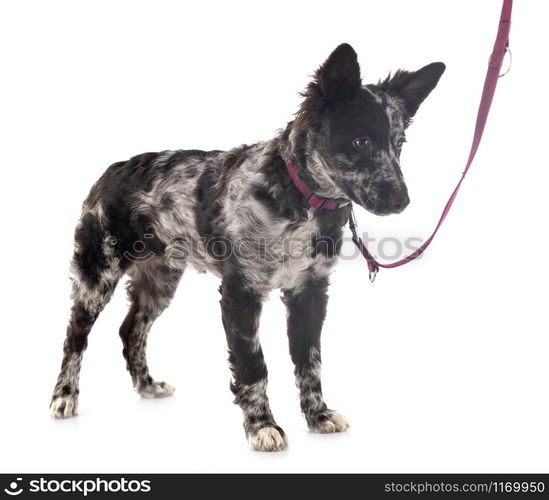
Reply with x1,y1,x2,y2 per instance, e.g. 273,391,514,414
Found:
119,260,183,398
50,214,122,418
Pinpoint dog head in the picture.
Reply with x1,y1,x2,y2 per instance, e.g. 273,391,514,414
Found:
294,43,445,216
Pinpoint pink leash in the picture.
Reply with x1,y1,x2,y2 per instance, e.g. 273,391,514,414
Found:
349,0,513,282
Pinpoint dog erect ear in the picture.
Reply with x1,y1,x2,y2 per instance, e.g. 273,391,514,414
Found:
383,62,446,117
316,43,362,101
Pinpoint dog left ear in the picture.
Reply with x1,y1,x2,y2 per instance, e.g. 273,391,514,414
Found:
316,43,362,102
384,62,446,117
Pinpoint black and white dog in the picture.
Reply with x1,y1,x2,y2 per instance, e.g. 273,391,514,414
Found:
51,43,444,451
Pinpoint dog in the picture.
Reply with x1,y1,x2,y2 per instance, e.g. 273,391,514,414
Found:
50,43,444,451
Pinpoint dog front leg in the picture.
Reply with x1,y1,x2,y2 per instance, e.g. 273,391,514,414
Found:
283,276,350,433
220,274,287,451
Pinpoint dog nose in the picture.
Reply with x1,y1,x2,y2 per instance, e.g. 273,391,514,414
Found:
390,190,410,212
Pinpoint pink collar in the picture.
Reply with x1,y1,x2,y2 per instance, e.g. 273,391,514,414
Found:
285,162,341,210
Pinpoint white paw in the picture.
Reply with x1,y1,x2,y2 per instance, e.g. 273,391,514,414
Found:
248,426,288,452
50,395,78,419
139,381,176,399
313,411,350,433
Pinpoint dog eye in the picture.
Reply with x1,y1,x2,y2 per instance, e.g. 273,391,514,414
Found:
396,138,407,150
353,137,371,151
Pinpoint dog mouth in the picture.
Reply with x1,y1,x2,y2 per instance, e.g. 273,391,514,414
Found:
359,180,411,216
364,196,410,216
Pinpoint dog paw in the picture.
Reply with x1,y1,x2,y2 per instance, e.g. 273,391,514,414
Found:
309,411,350,433
248,426,288,452
139,381,176,399
50,395,78,419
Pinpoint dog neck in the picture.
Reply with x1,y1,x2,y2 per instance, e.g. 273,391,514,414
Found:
278,125,350,204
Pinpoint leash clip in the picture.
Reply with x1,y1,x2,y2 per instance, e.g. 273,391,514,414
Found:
348,206,358,239
350,205,380,284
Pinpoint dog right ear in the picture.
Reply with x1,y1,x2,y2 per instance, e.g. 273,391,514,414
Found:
382,62,446,117
315,43,362,102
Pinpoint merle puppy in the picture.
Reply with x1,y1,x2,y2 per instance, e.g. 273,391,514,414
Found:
50,43,444,451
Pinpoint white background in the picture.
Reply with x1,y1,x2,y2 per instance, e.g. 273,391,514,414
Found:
1,0,547,473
